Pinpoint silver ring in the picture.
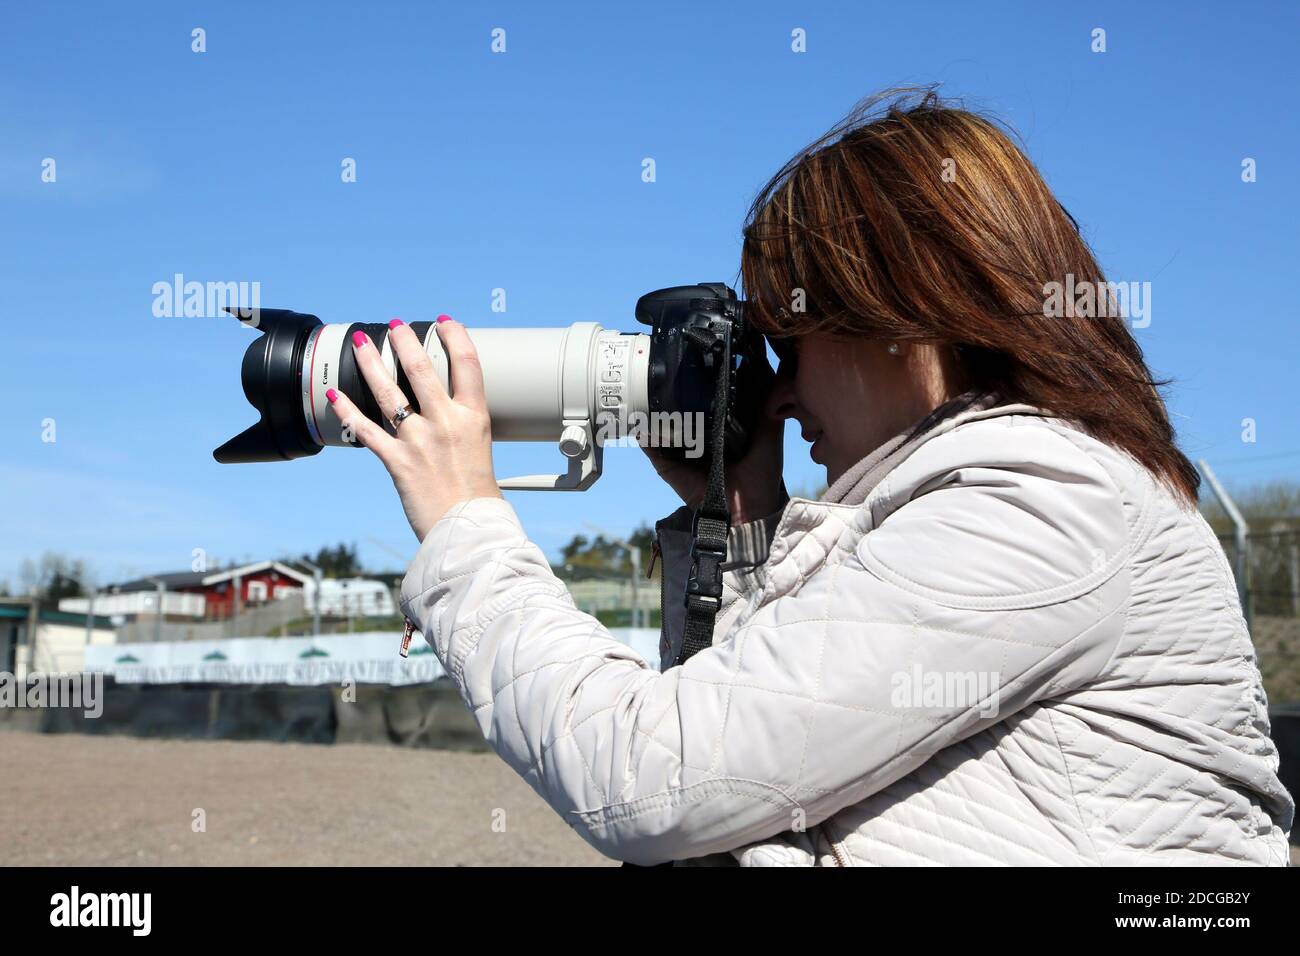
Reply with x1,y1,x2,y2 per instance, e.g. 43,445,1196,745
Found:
390,405,415,430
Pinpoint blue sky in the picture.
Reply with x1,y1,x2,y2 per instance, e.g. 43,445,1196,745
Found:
1,1,1297,588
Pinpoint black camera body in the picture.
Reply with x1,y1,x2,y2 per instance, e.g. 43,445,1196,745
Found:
634,283,766,464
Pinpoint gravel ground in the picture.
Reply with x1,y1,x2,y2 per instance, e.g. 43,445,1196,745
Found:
0,733,615,866
4,732,1294,866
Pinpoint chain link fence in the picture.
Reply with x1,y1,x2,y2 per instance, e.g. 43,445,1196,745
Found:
1218,527,1300,705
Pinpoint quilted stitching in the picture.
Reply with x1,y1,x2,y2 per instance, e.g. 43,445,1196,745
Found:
399,416,1293,866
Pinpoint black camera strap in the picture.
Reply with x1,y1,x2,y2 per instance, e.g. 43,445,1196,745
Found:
676,325,732,666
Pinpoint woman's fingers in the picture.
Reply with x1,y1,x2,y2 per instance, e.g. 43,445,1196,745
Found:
350,330,412,430
433,315,487,411
385,318,447,412
325,387,398,462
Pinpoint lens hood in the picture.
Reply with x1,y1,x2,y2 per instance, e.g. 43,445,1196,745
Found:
213,308,324,464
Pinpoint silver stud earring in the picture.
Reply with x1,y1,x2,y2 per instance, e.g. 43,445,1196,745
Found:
887,343,900,355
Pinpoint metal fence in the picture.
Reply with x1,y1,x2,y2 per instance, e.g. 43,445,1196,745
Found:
1217,527,1300,620
1215,526,1300,705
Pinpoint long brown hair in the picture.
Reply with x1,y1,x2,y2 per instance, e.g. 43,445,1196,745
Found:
740,88,1199,505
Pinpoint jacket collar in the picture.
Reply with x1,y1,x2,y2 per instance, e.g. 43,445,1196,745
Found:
822,391,1046,507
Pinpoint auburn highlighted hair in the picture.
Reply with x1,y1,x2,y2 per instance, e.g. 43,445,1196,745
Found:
740,88,1199,505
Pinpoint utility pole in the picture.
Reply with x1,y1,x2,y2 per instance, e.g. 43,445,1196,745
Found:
146,577,166,643
630,546,641,630
1198,459,1252,633
1290,540,1299,618
24,596,39,679
232,572,242,638
85,587,96,647
295,557,324,638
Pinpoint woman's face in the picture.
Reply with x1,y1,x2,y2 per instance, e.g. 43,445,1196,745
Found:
764,333,964,486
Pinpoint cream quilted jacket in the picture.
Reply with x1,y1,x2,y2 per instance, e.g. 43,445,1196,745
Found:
399,405,1293,866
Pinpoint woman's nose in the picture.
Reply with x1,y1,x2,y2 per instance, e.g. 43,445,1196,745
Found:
765,367,799,422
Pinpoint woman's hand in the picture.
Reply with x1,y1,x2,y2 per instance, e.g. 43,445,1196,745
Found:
642,407,787,525
326,316,502,542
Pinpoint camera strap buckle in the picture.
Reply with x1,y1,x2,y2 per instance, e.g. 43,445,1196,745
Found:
685,512,727,602
680,518,726,663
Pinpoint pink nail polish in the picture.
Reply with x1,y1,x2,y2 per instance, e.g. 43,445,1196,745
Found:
352,331,367,348
326,388,338,403
389,318,404,329
436,314,452,323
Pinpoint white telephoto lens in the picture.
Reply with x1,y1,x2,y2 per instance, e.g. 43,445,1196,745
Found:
413,322,652,443
303,322,651,448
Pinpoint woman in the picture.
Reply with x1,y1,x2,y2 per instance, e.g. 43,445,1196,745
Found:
326,91,1292,865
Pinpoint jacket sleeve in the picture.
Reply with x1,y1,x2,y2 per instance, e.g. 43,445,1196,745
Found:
399,437,1129,864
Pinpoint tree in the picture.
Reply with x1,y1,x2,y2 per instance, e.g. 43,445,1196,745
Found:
559,535,590,563
1200,478,1300,619
1201,479,1300,539
555,523,659,579
18,553,88,601
627,523,656,572
300,542,362,578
